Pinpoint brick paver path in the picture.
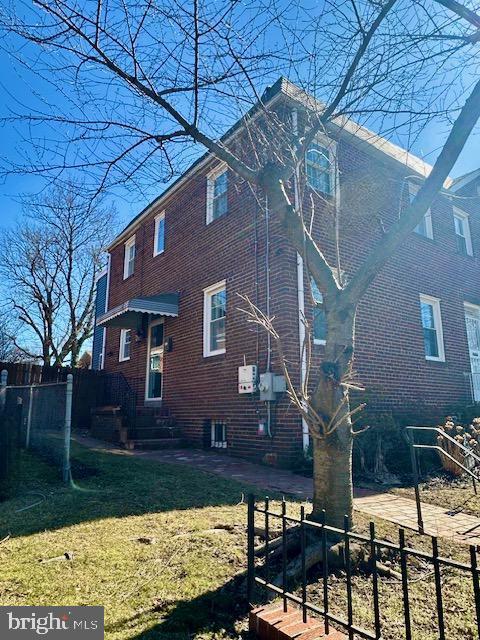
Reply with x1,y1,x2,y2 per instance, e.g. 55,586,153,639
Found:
75,434,480,544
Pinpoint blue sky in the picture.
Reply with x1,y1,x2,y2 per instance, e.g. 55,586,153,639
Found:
0,16,479,232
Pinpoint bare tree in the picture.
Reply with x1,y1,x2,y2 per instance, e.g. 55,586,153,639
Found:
0,313,22,363
1,0,480,525
0,183,114,367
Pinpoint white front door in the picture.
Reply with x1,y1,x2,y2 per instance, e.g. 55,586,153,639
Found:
465,304,480,402
146,318,164,401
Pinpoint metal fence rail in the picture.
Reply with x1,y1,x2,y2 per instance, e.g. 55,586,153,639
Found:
247,494,480,640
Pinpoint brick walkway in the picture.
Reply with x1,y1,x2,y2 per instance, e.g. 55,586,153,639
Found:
75,434,480,544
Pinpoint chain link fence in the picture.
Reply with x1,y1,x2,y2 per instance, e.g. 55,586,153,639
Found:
0,370,73,482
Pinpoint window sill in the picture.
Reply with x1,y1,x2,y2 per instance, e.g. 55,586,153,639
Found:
455,250,475,259
123,273,134,281
313,339,326,346
119,357,131,363
204,350,226,359
153,250,165,258
413,233,436,244
425,356,446,364
206,211,229,226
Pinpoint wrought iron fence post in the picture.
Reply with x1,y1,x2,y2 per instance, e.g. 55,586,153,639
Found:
399,529,412,640
407,427,424,534
247,493,255,606
470,545,480,639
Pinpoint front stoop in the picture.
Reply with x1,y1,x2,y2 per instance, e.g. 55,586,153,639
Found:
249,606,347,640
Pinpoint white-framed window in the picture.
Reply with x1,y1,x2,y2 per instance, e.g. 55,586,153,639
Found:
211,420,227,449
203,280,226,357
306,140,335,196
154,211,165,256
310,278,327,345
453,207,473,256
119,328,132,362
419,294,445,362
206,165,228,224
123,235,136,279
409,184,433,239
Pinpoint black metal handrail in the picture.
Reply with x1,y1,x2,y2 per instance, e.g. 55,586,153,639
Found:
406,425,480,534
247,494,480,640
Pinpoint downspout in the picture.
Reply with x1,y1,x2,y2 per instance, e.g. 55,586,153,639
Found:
265,194,273,438
101,253,112,370
292,108,310,454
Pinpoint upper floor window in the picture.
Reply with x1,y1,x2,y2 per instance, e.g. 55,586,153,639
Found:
207,166,228,224
408,184,433,239
310,278,327,344
123,235,135,279
306,142,334,196
203,280,226,356
419,294,445,362
453,208,473,256
119,328,132,362
154,212,165,256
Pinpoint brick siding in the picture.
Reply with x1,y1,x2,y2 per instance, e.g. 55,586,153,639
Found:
101,112,480,467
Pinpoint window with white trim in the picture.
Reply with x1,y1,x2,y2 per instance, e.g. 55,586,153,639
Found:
306,142,334,196
119,328,132,361
419,295,445,362
203,281,226,356
123,236,136,279
453,208,473,256
206,166,228,224
211,420,227,449
310,278,327,344
154,212,165,256
408,184,433,239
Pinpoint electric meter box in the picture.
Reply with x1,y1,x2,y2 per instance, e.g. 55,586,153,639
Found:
238,365,258,394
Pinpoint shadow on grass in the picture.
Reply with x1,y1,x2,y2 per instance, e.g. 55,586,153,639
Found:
107,569,271,640
0,441,258,539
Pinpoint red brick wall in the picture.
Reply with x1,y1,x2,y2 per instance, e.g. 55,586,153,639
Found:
103,127,480,466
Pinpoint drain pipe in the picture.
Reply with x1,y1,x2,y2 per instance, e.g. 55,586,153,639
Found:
292,108,310,454
264,194,273,438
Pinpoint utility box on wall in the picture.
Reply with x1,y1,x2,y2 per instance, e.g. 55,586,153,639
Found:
238,365,258,394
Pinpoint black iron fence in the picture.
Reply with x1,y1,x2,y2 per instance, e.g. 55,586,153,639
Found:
247,494,480,640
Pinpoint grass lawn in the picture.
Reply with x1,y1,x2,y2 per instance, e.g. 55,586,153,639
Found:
0,443,478,640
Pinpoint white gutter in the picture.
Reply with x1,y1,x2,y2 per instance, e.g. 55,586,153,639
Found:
292,108,310,454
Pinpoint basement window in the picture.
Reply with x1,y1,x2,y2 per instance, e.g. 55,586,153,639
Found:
211,420,227,449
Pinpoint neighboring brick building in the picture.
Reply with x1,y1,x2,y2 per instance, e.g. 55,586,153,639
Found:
92,78,480,467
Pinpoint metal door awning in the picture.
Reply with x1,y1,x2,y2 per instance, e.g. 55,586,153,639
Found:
97,293,179,329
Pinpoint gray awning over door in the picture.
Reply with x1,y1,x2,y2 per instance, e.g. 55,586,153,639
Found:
97,293,179,329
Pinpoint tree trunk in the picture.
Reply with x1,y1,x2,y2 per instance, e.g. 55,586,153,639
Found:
310,306,356,528
312,426,353,528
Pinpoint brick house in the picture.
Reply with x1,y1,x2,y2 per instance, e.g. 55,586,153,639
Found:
92,78,480,467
